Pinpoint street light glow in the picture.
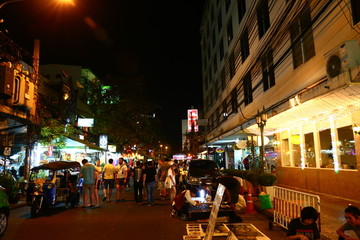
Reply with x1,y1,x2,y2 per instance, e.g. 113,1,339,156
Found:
56,0,75,6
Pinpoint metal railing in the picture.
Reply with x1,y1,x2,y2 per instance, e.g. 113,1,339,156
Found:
273,186,321,231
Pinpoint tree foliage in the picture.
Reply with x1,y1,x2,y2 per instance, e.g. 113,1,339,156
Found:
39,118,78,148
90,75,162,154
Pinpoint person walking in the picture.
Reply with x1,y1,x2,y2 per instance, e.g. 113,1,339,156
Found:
103,158,116,202
79,159,96,208
94,160,102,208
132,161,144,205
166,164,177,204
115,158,128,202
157,159,171,200
143,161,156,206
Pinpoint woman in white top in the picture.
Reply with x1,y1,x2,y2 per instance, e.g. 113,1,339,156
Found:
167,164,177,204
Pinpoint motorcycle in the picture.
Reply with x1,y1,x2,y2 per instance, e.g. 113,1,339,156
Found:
25,161,81,217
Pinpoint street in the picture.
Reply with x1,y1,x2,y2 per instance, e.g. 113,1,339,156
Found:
3,189,288,240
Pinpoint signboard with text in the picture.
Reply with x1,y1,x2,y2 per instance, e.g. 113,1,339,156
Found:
187,109,199,132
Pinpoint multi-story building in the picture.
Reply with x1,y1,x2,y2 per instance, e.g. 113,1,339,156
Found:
201,0,360,200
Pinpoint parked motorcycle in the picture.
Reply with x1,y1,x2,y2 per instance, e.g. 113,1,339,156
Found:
25,161,81,217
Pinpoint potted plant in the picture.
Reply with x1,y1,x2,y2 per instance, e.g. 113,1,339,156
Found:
0,173,21,203
257,172,277,200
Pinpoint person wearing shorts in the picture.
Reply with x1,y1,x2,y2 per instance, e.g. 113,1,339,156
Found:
80,159,96,208
115,158,128,202
103,159,116,202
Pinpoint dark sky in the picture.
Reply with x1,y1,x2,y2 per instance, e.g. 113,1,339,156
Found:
1,0,205,151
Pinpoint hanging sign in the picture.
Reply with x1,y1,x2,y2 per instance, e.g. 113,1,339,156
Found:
187,109,199,132
216,147,225,153
4,147,11,156
99,135,108,150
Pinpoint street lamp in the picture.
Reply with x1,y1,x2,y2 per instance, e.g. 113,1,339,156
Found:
256,106,268,172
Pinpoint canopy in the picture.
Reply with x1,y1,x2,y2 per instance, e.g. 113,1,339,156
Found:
31,161,81,171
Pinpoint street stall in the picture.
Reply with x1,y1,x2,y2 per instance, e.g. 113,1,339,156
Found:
183,184,271,240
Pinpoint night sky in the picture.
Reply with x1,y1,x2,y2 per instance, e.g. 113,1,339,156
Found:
1,0,205,151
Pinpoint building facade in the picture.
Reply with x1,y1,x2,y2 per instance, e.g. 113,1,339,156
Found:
201,0,360,200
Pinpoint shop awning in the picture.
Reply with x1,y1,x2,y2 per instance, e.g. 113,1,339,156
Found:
65,137,105,152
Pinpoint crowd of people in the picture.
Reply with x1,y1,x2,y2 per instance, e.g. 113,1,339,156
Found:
78,157,189,208
78,157,360,240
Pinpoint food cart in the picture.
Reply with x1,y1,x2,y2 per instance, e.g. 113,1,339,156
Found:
183,184,271,240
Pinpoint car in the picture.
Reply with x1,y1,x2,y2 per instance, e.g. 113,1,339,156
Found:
0,185,9,237
186,159,220,187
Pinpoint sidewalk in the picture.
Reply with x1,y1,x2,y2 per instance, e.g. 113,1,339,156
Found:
10,189,360,239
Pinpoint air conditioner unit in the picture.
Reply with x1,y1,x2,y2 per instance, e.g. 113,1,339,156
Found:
10,72,34,110
0,62,14,98
325,40,360,82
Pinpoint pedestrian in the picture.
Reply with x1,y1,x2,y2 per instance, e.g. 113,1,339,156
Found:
143,161,156,206
336,205,360,240
94,160,102,208
79,159,96,208
243,155,250,170
132,161,144,205
103,158,116,202
10,167,17,179
286,206,320,240
166,164,177,204
126,160,131,190
115,157,128,202
157,159,171,200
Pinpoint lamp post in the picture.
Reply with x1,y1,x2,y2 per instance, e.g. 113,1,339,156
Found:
256,106,268,172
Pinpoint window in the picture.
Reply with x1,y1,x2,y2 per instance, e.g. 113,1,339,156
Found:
213,54,218,74
337,126,356,169
319,129,332,168
218,13,222,33
290,5,315,69
351,0,360,25
231,89,238,113
227,19,233,45
257,0,270,39
212,30,216,48
229,52,235,78
237,0,246,23
221,69,226,90
243,72,252,105
222,101,228,120
219,38,224,60
240,29,250,62
305,133,316,167
226,0,231,12
261,49,275,91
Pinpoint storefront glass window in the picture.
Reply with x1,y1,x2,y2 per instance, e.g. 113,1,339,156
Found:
320,129,333,168
291,134,301,167
338,125,357,169
305,133,316,167
282,138,290,166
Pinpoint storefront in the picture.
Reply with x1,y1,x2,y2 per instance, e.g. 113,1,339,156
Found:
31,137,105,167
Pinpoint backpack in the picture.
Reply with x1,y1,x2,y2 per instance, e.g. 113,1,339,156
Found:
173,190,187,211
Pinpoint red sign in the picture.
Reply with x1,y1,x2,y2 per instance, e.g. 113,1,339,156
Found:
188,109,199,132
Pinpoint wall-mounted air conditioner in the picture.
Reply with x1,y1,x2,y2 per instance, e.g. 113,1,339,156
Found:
10,71,34,110
325,40,360,83
0,62,14,98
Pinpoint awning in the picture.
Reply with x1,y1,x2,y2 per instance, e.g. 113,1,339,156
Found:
64,137,104,152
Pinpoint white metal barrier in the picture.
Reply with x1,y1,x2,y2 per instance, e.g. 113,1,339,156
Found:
273,186,321,231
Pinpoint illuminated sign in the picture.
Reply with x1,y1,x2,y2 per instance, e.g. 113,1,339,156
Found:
108,145,116,152
78,118,94,127
187,109,199,132
99,134,108,149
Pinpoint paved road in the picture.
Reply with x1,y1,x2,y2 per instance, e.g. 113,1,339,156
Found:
5,189,287,240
